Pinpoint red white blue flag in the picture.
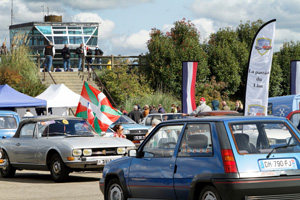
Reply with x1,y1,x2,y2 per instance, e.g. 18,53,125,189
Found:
182,61,198,114
290,60,300,95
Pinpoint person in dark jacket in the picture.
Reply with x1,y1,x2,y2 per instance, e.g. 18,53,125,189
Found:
76,43,85,71
94,46,103,69
211,100,219,111
128,105,143,123
43,42,55,72
61,44,70,71
158,104,166,113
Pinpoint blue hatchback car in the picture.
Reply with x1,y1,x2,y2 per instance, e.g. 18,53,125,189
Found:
100,116,300,200
0,111,20,139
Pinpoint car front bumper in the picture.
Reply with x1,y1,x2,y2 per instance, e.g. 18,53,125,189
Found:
213,176,300,200
65,155,122,170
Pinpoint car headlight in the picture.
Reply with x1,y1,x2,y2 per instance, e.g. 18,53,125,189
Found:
126,146,136,153
83,149,92,156
72,149,82,156
117,147,126,154
123,129,130,135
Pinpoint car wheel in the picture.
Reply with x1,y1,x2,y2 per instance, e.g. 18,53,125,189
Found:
199,185,221,200
0,151,16,178
106,178,128,200
50,154,69,182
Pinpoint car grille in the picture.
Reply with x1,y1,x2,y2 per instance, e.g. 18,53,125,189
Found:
129,130,148,134
91,148,117,156
246,193,300,200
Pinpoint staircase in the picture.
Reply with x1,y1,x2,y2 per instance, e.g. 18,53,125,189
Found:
38,71,99,94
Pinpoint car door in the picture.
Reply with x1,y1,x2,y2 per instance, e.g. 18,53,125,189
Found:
9,122,38,164
174,123,224,199
128,123,185,199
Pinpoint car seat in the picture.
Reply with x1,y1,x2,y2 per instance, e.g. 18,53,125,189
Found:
187,134,208,149
234,133,257,153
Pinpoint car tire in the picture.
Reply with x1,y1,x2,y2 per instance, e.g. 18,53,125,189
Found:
0,151,16,178
50,154,69,182
199,185,221,200
106,178,128,200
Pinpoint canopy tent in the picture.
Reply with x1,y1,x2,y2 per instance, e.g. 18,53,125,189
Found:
0,84,47,108
36,84,80,108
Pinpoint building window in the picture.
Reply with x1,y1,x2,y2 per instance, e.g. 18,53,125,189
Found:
36,26,52,35
87,37,97,46
69,36,83,44
83,27,95,35
53,26,66,29
69,30,82,35
53,31,66,34
46,36,53,43
54,36,68,45
68,27,81,29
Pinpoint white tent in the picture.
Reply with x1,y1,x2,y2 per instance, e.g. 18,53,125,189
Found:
36,84,80,108
17,84,80,117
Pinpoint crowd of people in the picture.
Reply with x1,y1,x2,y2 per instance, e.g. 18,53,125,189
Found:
43,41,104,72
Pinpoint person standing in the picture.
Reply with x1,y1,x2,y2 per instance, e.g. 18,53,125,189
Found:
221,101,230,111
128,105,143,123
112,125,126,138
86,46,93,71
0,42,8,55
143,105,150,118
182,97,212,116
211,100,220,111
234,100,244,113
61,44,70,72
43,42,55,72
76,43,85,71
171,104,177,113
94,46,103,70
158,104,166,113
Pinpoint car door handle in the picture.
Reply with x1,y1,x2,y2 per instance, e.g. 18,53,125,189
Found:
16,143,20,146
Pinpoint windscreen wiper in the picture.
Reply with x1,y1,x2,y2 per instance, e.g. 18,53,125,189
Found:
266,144,297,159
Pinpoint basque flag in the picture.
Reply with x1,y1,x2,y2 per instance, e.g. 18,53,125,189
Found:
182,61,198,114
290,60,300,95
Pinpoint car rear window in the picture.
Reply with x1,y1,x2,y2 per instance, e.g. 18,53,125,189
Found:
229,122,300,154
0,116,17,129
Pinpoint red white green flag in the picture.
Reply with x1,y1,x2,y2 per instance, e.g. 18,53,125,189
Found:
75,81,122,134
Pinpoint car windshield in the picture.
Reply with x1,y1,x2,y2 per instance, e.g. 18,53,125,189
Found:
113,115,136,124
229,121,300,154
38,119,97,137
0,116,17,129
162,114,183,121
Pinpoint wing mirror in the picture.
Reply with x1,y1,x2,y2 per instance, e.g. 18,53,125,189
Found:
128,149,137,157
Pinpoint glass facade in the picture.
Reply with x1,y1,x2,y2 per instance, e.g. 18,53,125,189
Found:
10,22,99,69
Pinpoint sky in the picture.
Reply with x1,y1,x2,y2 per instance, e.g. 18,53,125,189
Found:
0,0,300,55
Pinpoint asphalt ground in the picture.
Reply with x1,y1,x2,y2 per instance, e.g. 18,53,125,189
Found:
0,170,104,200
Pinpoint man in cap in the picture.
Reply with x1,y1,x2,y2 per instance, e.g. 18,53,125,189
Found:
182,97,212,116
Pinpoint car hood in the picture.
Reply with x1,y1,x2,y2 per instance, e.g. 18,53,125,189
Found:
110,123,148,130
60,136,135,148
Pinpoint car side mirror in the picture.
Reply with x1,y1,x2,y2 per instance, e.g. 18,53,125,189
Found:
128,149,137,157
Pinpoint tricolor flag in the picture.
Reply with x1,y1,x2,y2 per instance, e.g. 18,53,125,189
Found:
290,60,300,95
75,81,122,134
182,61,198,114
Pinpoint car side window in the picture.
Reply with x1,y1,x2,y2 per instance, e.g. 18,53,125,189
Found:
20,123,36,138
145,116,152,126
178,123,213,157
142,125,184,158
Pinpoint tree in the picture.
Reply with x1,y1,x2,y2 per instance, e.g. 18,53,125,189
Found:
206,28,248,96
97,60,153,106
145,19,209,97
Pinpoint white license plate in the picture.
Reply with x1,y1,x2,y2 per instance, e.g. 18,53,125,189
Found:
97,159,113,165
134,136,145,140
259,159,297,170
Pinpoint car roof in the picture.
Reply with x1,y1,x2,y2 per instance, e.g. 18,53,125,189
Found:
0,110,18,115
158,116,288,124
19,115,83,125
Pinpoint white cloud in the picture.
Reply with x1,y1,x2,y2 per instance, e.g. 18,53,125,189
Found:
72,13,115,40
192,18,215,42
110,30,150,55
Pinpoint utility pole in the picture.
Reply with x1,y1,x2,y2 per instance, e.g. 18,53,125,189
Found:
11,0,14,25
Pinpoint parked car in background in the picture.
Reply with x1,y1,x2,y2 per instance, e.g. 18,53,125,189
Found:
100,116,300,200
0,116,135,182
140,113,184,128
105,115,149,147
0,111,20,139
286,110,300,129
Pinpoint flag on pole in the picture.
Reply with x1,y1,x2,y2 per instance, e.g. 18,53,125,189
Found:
244,19,276,116
290,60,300,95
87,102,95,125
182,61,198,114
75,81,122,134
